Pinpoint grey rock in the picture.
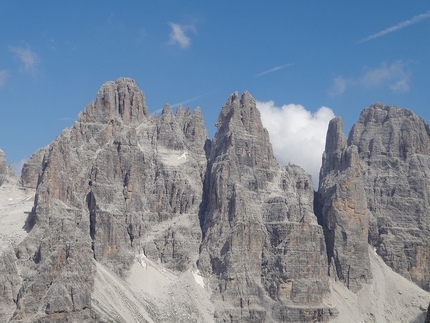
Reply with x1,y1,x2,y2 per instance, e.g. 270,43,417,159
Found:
348,103,430,291
7,78,209,321
319,103,430,292
199,91,334,322
317,117,371,292
426,303,430,323
0,148,6,186
0,249,21,322
21,146,48,189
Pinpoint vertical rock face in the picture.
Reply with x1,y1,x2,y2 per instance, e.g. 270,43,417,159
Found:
9,78,209,321
0,148,6,186
347,103,430,291
319,103,430,292
199,92,333,322
21,146,48,189
317,117,371,292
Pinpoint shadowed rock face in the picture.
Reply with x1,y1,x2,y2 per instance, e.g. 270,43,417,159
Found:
318,104,430,292
199,92,333,322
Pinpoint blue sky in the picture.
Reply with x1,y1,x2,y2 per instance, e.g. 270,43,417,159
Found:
1,1,430,184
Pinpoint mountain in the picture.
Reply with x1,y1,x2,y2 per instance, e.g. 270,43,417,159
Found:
318,104,430,292
0,78,429,322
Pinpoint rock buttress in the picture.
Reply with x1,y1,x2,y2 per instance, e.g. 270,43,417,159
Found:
317,117,371,292
199,91,335,322
349,104,430,291
8,78,209,321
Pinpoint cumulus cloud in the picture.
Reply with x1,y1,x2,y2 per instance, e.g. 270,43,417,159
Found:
358,10,430,43
257,101,335,187
0,70,8,87
9,46,40,74
328,61,410,96
168,23,195,48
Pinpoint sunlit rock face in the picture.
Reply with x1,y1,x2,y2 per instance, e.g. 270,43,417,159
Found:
199,91,334,322
319,104,430,292
7,78,209,322
4,77,429,323
350,104,430,291
317,117,372,292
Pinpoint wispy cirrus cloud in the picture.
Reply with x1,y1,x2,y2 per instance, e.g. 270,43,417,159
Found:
328,61,410,96
168,22,196,48
256,63,294,77
9,46,40,75
0,70,8,87
358,10,430,43
171,94,204,108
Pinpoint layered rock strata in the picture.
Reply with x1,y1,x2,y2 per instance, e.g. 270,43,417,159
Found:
21,146,48,189
317,117,371,292
349,104,430,291
199,92,334,322
318,104,430,292
6,78,209,322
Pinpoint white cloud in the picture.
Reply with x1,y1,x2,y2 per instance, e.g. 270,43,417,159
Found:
359,61,410,92
168,23,195,48
328,61,410,96
256,63,294,77
0,70,8,87
171,94,203,108
9,46,40,74
358,10,430,43
257,101,335,187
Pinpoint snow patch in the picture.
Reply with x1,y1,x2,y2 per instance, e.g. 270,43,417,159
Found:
136,253,147,269
192,270,205,288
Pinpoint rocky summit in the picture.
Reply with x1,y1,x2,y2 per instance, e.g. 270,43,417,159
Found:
0,78,429,323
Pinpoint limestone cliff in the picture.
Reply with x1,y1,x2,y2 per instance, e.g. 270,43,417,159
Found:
21,146,48,189
199,92,334,322
319,103,430,292
3,78,429,322
317,117,371,292
7,78,209,322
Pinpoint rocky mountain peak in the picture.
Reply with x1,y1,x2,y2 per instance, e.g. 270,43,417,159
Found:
325,117,347,152
211,91,277,171
318,103,430,292
198,91,333,321
318,116,371,292
78,77,149,125
349,103,430,158
215,91,267,137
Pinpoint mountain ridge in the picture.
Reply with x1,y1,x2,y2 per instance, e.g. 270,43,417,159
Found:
0,77,429,322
